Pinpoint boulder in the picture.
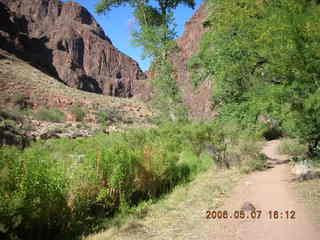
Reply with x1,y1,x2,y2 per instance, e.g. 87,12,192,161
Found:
241,201,256,211
0,111,31,148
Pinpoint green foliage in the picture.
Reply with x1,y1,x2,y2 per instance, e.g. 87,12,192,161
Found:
70,105,86,122
132,11,183,117
212,119,267,172
262,126,283,141
96,0,195,15
95,107,123,124
193,0,320,153
95,0,133,13
132,11,187,121
35,108,65,123
149,56,189,123
240,153,267,174
0,146,69,239
132,19,178,59
134,4,164,26
0,122,225,239
288,90,320,155
188,49,213,89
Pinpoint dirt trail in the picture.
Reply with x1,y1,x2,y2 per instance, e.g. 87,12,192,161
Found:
210,140,320,240
86,140,320,240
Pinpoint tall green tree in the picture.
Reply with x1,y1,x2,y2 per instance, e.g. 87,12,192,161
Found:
96,0,195,121
96,0,195,58
193,0,320,154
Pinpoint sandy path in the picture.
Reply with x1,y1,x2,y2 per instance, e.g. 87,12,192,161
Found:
209,140,320,240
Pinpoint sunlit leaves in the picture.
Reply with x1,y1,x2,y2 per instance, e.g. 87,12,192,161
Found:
192,0,320,151
134,4,164,26
95,0,134,13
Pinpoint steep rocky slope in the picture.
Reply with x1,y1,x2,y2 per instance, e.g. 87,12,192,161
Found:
0,48,153,144
0,48,152,120
172,4,214,119
0,0,146,97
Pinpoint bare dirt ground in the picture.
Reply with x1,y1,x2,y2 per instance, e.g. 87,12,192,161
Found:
209,140,320,240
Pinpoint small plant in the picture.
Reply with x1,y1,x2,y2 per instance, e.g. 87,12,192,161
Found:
35,108,65,123
240,154,267,174
71,105,86,122
279,138,308,157
96,107,123,124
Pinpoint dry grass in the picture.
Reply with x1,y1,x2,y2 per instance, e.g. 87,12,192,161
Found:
83,167,242,240
295,178,320,224
279,138,307,157
226,139,266,173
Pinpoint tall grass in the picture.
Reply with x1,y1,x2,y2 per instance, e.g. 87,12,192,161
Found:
0,122,224,240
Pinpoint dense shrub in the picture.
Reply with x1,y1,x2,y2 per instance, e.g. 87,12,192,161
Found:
0,122,223,239
192,0,320,156
0,119,268,240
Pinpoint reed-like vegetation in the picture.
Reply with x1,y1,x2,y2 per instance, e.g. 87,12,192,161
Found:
0,122,230,239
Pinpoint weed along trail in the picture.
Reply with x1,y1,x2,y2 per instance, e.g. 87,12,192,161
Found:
209,140,320,240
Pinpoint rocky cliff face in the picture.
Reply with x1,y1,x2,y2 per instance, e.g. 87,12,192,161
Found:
0,3,28,53
0,0,146,97
172,4,214,119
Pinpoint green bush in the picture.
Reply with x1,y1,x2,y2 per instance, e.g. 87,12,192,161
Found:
0,122,224,239
35,108,65,123
0,120,269,239
240,154,267,174
96,110,109,124
96,107,123,124
0,146,69,239
71,106,86,122
193,0,320,157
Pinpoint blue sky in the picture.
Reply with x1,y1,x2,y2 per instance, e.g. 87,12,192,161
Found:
63,0,203,71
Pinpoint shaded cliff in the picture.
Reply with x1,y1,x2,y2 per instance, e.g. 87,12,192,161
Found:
0,0,146,97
